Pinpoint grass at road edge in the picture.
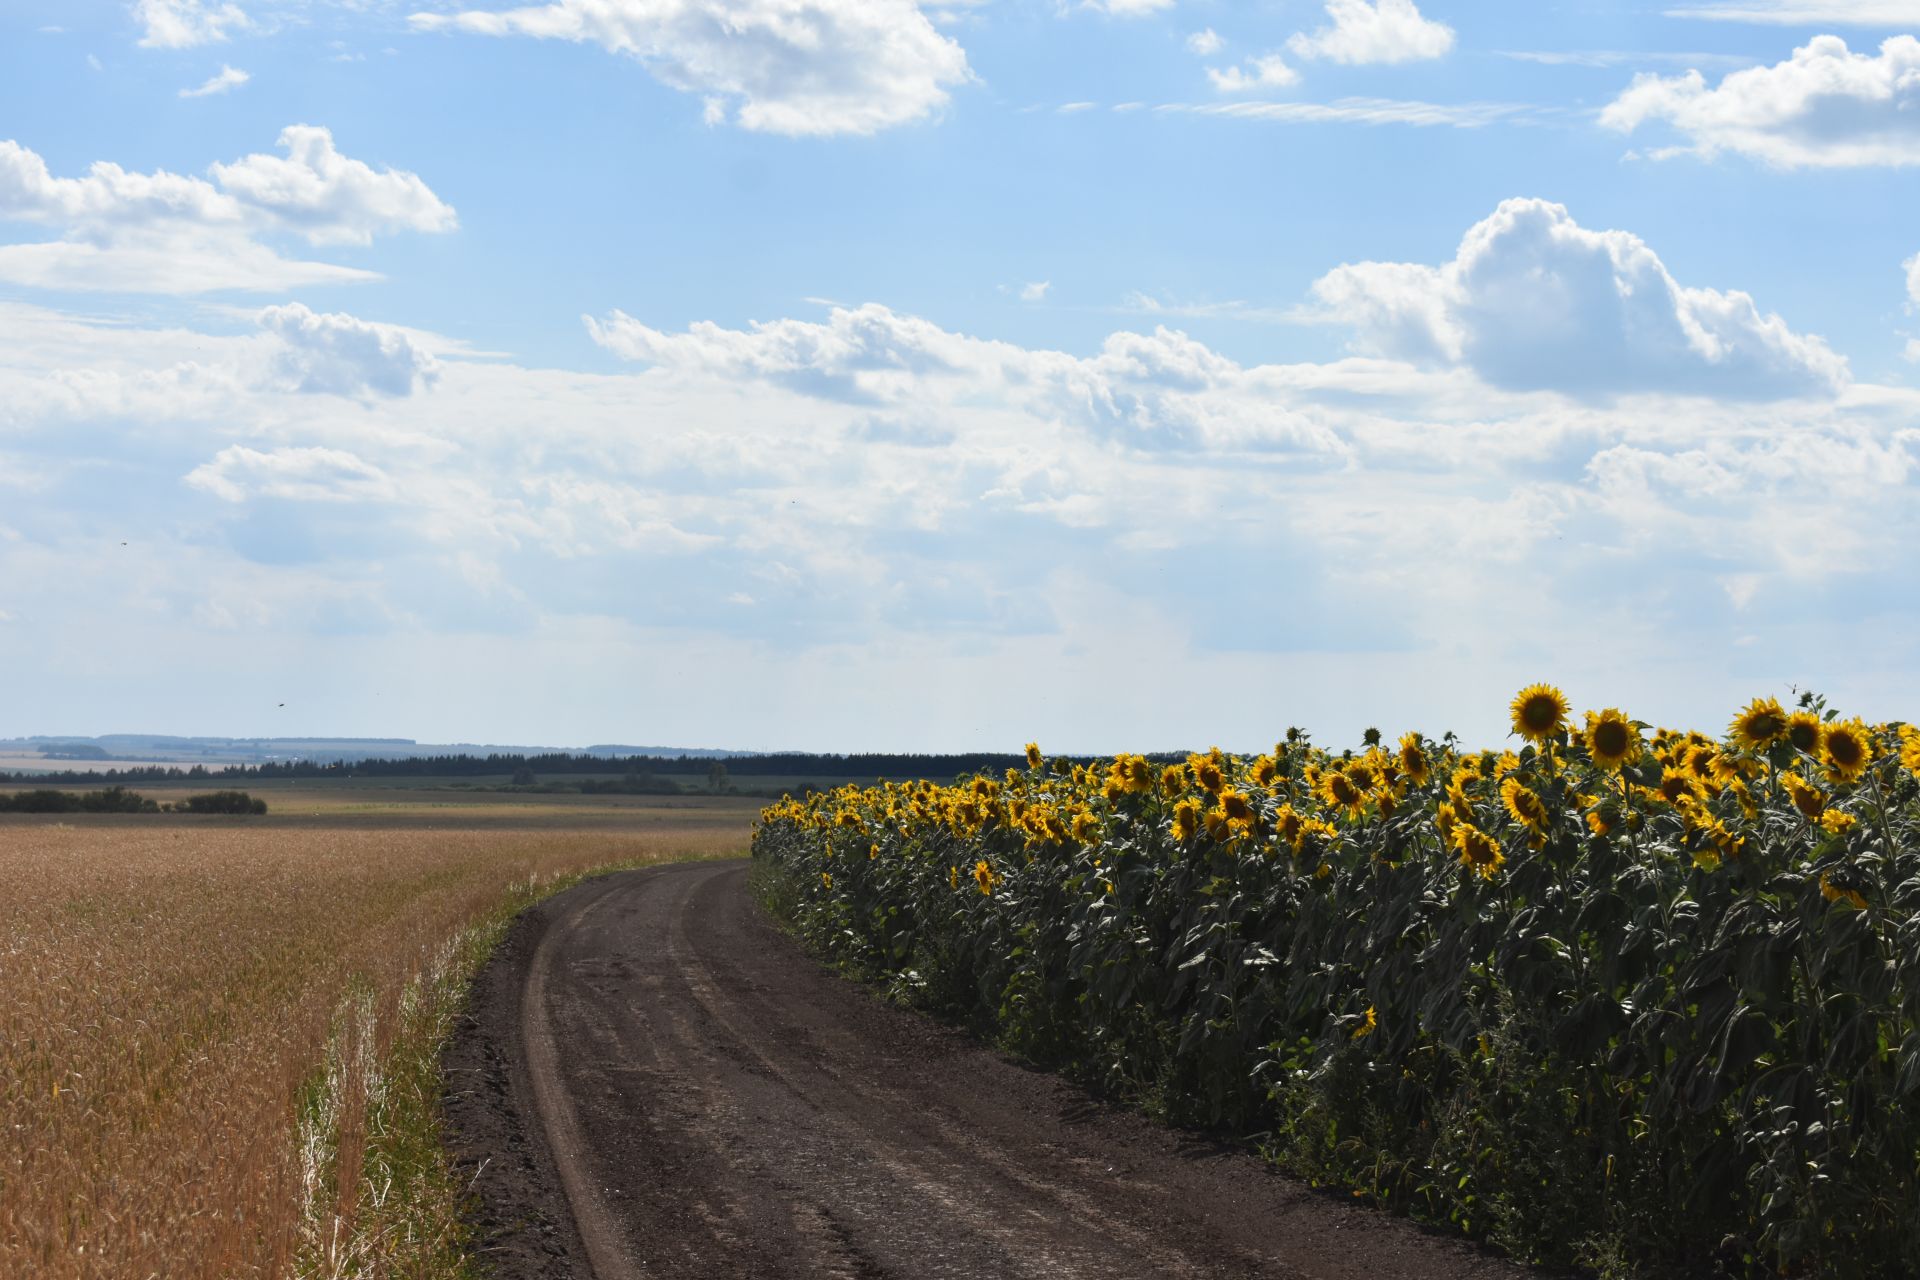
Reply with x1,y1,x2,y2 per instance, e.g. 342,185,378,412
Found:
292,854,738,1280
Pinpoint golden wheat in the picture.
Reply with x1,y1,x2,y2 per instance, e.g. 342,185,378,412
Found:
0,803,750,1279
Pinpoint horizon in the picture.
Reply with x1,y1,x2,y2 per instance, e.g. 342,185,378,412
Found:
4,1,1917,751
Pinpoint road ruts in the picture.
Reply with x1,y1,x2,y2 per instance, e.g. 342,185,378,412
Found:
444,860,1542,1280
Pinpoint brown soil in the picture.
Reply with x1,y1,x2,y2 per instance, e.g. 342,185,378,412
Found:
442,860,1541,1279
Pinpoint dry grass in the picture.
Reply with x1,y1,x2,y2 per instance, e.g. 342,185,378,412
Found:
0,801,753,1279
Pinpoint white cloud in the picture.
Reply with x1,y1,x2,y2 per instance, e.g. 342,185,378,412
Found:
186,445,398,503
1083,0,1175,14
1163,98,1527,128
1310,197,1848,398
0,127,455,292
1186,27,1223,56
135,0,251,49
209,125,456,245
1207,54,1300,92
409,0,971,136
1019,281,1050,302
1601,35,1920,167
1286,0,1454,65
180,64,251,97
1665,2,1920,23
6,295,1920,747
260,303,439,397
1497,49,1752,69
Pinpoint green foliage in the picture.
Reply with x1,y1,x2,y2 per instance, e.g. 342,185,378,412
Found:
754,719,1920,1277
178,790,268,815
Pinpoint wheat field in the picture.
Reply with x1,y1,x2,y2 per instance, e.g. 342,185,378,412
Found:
0,799,752,1279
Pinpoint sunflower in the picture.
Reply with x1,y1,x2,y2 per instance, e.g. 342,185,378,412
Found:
1252,755,1278,787
1453,822,1506,880
1274,804,1306,852
1320,769,1366,814
973,859,999,896
1729,697,1789,750
1656,770,1701,807
1218,789,1256,824
1025,742,1043,769
949,864,960,890
1820,809,1857,837
1819,874,1869,911
1583,708,1640,771
1510,683,1570,743
1499,776,1551,833
1781,771,1826,820
1822,719,1873,784
1903,728,1920,780
1191,756,1226,796
1351,1006,1377,1041
1172,798,1199,843
1785,711,1823,755
1397,733,1431,785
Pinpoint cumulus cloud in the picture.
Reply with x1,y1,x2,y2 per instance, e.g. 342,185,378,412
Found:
1286,0,1454,65
0,126,455,292
260,303,439,397
1208,54,1300,92
1083,0,1175,14
1601,35,1920,167
180,64,250,97
135,0,251,49
409,0,970,136
1310,197,1849,399
1019,281,1050,302
186,445,398,503
587,302,1348,455
7,294,1920,747
1187,28,1224,56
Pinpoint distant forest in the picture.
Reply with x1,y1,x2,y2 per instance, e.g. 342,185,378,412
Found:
0,751,1040,787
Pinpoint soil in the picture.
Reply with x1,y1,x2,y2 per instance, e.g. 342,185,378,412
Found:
442,859,1541,1279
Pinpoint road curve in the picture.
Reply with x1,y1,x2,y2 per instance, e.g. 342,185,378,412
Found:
443,860,1536,1280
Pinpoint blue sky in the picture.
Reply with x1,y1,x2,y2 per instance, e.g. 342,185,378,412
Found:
3,0,1919,751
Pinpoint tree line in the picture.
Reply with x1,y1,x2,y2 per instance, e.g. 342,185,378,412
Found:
1,751,1040,787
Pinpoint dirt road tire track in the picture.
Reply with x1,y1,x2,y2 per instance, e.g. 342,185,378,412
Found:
443,860,1540,1279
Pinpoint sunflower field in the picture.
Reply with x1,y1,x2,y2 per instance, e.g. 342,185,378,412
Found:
751,690,1920,1277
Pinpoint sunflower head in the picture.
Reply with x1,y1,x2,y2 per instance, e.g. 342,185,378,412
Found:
1729,697,1789,751
1172,798,1199,843
1320,769,1365,813
1902,727,1920,780
1453,823,1505,879
1785,711,1823,755
1218,789,1255,824
1782,770,1826,820
1397,733,1431,785
1499,776,1550,831
1024,742,1043,769
1822,720,1873,784
1583,708,1640,771
973,859,998,896
1275,804,1305,850
1190,755,1226,796
1510,683,1570,743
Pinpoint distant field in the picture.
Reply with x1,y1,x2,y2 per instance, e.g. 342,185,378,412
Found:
0,768,892,795
0,753,184,774
0,792,756,1279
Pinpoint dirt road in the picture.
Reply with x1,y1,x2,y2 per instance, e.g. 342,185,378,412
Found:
444,860,1537,1279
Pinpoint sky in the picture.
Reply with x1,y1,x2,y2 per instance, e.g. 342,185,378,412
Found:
3,0,1919,752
